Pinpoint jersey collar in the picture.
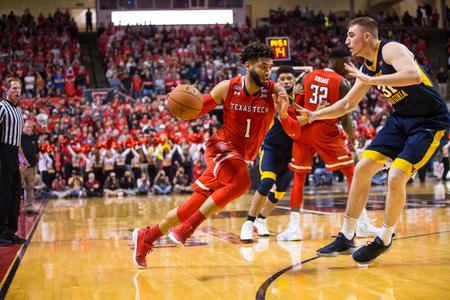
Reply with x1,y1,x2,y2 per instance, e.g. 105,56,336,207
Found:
364,40,381,72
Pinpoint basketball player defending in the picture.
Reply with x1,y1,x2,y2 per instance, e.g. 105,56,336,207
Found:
132,43,293,268
299,17,449,264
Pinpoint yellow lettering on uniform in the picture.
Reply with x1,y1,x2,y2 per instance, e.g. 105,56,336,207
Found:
270,40,277,47
388,90,408,104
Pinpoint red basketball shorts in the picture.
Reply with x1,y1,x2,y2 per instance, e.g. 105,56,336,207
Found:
289,123,353,173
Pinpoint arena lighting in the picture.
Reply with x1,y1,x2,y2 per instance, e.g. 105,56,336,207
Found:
111,10,233,25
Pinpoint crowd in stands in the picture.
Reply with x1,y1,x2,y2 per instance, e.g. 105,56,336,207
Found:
0,9,90,98
0,6,447,200
267,4,449,28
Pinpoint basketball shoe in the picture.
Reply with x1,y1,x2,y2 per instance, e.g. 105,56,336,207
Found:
254,218,270,237
132,228,154,269
240,220,254,243
277,212,302,241
168,223,195,248
352,235,394,264
316,232,356,257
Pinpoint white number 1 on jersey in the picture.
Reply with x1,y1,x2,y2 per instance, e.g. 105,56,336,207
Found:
245,118,251,138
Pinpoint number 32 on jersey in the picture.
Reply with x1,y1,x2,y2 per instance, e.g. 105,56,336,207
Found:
309,84,328,104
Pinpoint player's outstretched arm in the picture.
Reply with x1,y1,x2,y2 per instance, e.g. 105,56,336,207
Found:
345,42,422,87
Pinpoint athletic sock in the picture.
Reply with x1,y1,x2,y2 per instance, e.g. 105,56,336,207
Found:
341,215,358,240
247,215,256,222
144,225,164,244
378,224,395,246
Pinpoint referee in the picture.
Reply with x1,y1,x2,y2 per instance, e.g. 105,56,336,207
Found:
0,77,27,246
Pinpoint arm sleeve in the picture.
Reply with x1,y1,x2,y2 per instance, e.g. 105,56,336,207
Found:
198,94,217,117
279,109,302,140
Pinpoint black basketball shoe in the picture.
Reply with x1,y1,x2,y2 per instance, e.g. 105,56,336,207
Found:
316,232,356,257
352,235,394,264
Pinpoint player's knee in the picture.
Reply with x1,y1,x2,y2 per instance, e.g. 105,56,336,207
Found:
354,161,366,176
387,169,410,189
257,177,275,196
233,168,251,195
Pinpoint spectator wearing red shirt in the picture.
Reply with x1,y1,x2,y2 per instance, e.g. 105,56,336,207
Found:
132,73,143,99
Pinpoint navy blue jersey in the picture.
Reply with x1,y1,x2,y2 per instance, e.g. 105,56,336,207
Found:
262,93,296,153
361,40,448,120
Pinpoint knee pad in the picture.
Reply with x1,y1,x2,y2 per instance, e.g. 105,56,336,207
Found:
268,190,286,204
267,191,278,204
257,177,275,196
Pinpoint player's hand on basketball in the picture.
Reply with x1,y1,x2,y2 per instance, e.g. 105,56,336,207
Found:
344,62,373,84
294,103,316,123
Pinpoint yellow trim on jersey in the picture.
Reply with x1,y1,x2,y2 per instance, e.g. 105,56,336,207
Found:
259,150,264,174
261,171,277,180
274,190,286,200
414,130,446,169
391,158,415,176
392,129,446,175
364,41,381,72
415,61,433,87
268,119,275,131
361,150,388,165
259,150,277,180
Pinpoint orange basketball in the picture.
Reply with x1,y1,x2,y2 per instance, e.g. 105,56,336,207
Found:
167,85,203,120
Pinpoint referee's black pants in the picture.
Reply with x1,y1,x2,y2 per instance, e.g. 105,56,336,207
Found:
0,144,21,235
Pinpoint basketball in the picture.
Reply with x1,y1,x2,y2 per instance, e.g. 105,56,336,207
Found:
167,85,203,120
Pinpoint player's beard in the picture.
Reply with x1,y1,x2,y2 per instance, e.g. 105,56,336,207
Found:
249,69,265,87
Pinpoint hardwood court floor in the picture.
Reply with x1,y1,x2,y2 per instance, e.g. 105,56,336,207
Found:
4,180,450,299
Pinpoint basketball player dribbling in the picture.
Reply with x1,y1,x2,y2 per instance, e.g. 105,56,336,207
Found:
132,42,296,268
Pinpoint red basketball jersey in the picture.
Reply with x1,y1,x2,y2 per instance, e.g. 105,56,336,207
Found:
298,69,344,127
210,76,276,161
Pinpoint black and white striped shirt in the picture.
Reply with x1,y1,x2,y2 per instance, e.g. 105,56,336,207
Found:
0,99,24,147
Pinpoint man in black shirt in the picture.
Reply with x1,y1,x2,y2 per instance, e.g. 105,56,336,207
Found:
21,120,39,215
85,8,93,32
0,77,27,246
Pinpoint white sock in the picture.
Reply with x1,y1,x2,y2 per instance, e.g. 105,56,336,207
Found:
290,211,300,226
378,224,395,246
341,215,358,240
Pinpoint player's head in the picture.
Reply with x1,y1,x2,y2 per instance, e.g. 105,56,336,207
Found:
241,42,274,87
276,65,296,94
346,17,378,57
328,49,352,76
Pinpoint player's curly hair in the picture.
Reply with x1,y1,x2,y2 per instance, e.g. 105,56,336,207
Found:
241,42,274,64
